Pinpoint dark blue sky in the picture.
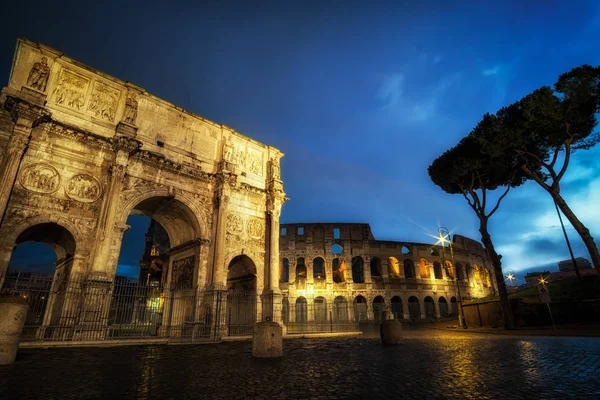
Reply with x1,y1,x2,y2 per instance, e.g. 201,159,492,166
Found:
3,1,600,283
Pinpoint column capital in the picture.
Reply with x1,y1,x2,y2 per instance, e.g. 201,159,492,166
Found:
4,96,51,128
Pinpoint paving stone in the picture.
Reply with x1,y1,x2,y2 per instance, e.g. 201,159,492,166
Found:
0,329,599,399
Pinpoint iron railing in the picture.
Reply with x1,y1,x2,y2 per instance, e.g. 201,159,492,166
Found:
1,271,360,343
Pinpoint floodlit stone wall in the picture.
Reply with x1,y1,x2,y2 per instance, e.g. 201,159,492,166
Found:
279,223,497,321
0,38,286,338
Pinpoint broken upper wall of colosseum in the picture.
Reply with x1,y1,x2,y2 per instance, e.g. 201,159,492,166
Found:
279,223,488,265
280,223,375,246
4,38,282,189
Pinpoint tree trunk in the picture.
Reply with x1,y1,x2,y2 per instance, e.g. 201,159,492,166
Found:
478,218,515,329
553,193,600,276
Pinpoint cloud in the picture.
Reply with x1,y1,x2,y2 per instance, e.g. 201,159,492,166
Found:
482,66,501,76
377,72,460,123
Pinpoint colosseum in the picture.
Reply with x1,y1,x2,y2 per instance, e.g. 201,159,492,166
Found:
278,223,497,329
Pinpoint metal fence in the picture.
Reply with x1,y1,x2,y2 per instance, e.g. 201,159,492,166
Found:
282,301,360,334
1,271,359,344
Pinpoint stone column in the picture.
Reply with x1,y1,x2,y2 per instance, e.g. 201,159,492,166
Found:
90,137,139,275
325,257,333,284
306,259,314,284
381,259,390,282
209,170,234,290
345,257,354,283
419,302,426,319
0,100,48,227
205,170,234,339
364,254,372,284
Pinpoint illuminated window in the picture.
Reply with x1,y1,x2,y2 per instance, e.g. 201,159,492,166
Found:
298,227,304,235
334,227,340,239
281,227,287,236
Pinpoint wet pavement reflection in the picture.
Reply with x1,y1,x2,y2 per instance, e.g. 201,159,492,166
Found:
1,328,599,399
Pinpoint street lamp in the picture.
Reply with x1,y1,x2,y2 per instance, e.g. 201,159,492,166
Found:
437,227,468,329
506,269,516,292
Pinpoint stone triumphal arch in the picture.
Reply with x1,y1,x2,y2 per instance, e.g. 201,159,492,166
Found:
0,39,286,340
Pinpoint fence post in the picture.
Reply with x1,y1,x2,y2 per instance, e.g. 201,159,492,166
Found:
0,295,29,364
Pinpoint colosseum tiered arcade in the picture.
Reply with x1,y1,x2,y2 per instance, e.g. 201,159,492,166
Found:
279,223,498,322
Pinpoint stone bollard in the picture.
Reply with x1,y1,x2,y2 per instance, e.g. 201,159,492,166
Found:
380,310,403,345
252,317,283,358
0,295,29,365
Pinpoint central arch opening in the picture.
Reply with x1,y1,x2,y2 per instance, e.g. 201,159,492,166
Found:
226,255,257,336
112,196,202,338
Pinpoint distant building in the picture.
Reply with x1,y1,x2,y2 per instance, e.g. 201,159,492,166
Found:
558,257,591,272
525,271,551,287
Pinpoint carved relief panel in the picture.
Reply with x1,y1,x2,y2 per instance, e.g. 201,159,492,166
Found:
246,148,263,177
171,256,195,289
246,218,264,240
65,174,102,203
19,163,61,194
52,68,90,112
87,81,121,123
226,213,243,235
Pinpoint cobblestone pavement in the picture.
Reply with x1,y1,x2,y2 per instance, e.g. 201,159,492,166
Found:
1,328,600,400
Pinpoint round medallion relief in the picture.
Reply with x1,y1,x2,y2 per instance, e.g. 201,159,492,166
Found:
19,163,60,194
246,218,264,240
65,174,102,203
226,213,243,234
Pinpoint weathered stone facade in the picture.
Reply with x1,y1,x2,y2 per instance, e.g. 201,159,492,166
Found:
279,223,497,322
0,39,285,338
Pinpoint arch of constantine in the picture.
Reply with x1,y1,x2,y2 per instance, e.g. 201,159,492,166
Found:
0,39,285,341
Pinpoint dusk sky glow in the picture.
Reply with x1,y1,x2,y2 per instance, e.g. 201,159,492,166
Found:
3,1,600,283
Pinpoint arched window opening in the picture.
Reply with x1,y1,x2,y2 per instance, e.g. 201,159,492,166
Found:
444,260,454,279
424,296,435,318
391,296,403,319
296,258,307,280
388,257,401,278
403,259,416,278
313,257,325,281
485,269,492,287
282,298,289,323
332,258,345,283
401,245,410,255
295,297,308,323
353,295,367,321
433,262,443,280
473,264,482,284
450,297,458,315
438,296,448,317
280,258,289,283
314,296,327,324
408,296,420,320
373,296,386,322
370,257,382,277
456,263,464,280
465,263,472,282
333,296,348,322
352,256,364,283
418,258,431,279
430,248,439,256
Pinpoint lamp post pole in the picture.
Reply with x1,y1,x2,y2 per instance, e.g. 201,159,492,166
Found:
438,227,468,329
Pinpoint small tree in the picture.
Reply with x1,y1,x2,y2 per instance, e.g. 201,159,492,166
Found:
428,116,527,329
479,65,600,274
